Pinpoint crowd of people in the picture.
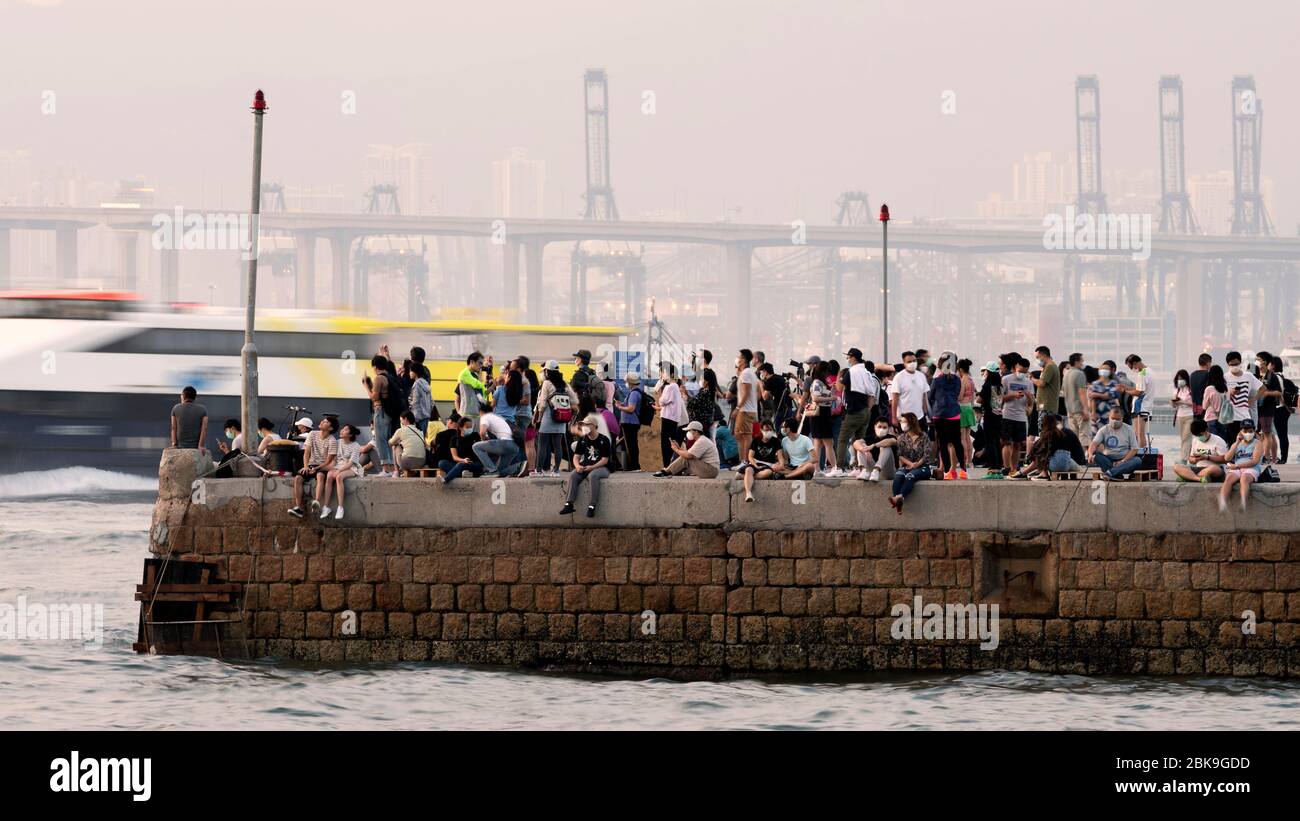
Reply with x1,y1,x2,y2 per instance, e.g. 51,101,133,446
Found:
169,340,1298,520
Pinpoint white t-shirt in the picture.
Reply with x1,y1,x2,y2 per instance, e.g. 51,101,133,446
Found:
1188,434,1228,468
1225,370,1261,422
738,367,759,414
888,369,930,418
480,412,514,441
847,362,878,397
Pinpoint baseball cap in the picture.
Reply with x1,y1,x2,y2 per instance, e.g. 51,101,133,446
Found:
295,417,314,428
805,355,822,365
844,347,863,359
625,372,641,385
543,359,559,372
983,361,999,373
1240,418,1256,430
572,349,592,362
684,420,705,433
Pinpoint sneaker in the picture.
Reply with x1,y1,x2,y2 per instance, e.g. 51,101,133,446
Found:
652,470,671,478
1199,476,1209,484
958,469,969,480
335,506,345,520
559,502,575,515
823,467,843,478
287,506,304,519
868,469,881,482
944,470,957,481
744,491,754,502
319,506,332,519
586,505,596,518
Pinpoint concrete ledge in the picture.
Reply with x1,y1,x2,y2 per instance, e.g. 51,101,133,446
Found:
187,473,1300,534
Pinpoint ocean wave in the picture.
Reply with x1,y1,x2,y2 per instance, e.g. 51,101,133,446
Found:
0,467,157,499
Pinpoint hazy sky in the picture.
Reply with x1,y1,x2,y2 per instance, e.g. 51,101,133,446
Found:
4,0,1298,228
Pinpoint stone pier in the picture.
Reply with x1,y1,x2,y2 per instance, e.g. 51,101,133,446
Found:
145,450,1300,679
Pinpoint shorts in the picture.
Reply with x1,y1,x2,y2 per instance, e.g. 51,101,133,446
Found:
1258,414,1274,434
1000,419,1028,443
959,404,977,428
733,411,756,437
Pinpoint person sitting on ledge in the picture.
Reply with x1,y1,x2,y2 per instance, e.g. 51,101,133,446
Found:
388,411,428,475
772,416,816,480
735,419,783,502
439,415,483,484
1087,406,1141,481
1219,418,1264,513
849,418,898,482
288,416,337,518
654,420,720,478
888,412,934,514
319,423,372,520
1173,418,1228,484
560,417,611,517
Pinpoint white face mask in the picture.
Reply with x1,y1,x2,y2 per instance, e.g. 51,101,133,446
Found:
905,362,917,373
874,427,889,437
1243,432,1255,442
687,431,699,441
1099,369,1112,378
900,421,911,432
1176,379,1187,388
762,430,776,441
1230,366,1244,376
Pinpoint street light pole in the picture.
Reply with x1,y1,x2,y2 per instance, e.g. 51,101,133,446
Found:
879,203,890,363
242,90,267,454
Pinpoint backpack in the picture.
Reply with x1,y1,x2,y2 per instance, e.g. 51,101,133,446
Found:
571,366,604,407
379,374,405,425
1282,377,1298,411
634,388,655,426
548,389,574,424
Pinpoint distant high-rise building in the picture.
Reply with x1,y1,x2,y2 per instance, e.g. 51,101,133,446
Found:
491,148,546,218
1187,171,1274,235
361,143,436,215
976,151,1075,220
1012,151,1074,206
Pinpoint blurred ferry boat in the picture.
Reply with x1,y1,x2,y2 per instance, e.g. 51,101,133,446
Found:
0,291,626,475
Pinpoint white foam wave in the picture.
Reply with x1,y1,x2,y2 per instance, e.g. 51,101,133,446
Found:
0,467,156,499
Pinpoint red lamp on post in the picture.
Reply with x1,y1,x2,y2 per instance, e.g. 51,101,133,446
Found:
879,203,890,363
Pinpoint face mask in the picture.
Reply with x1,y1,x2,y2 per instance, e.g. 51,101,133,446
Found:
687,431,699,441
225,431,235,440
1230,366,1243,376
1110,420,1122,429
1243,432,1255,442
905,362,917,373
875,427,889,437
900,421,911,432
762,430,776,441
1099,369,1111,378
1197,434,1210,442
1037,358,1045,368
1176,379,1187,388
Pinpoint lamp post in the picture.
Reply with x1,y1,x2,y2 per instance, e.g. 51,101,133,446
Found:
242,90,267,454
879,203,890,363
